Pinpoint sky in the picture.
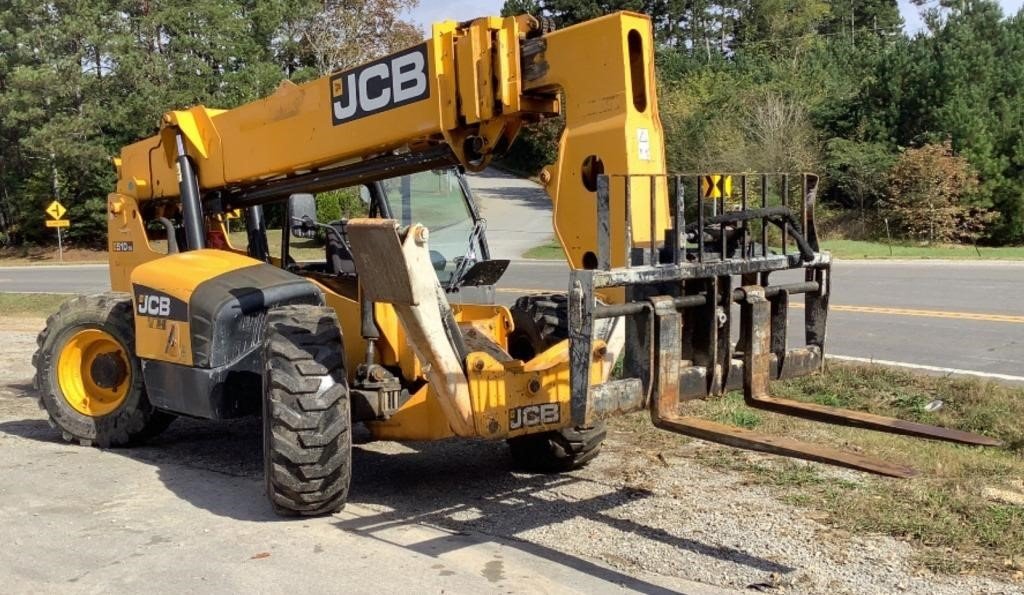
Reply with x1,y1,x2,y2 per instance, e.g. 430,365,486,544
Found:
899,0,1023,33
403,1,1024,36
403,0,505,34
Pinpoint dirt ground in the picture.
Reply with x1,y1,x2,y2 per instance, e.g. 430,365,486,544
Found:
0,246,107,265
0,318,1019,594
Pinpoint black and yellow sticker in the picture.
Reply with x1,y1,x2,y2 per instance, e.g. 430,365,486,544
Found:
330,43,429,125
132,284,188,322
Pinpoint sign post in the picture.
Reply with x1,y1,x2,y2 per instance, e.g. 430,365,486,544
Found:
45,200,69,264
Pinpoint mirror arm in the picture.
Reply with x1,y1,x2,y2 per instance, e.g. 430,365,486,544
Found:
446,219,486,292
291,216,351,250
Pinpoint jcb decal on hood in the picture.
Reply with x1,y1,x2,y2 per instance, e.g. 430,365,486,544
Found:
132,284,188,322
330,43,429,125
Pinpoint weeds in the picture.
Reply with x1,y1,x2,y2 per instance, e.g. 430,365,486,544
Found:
609,362,1024,576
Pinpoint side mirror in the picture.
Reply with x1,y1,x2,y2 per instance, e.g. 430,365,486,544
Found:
288,193,317,238
429,250,447,272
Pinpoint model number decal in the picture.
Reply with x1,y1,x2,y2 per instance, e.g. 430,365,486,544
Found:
132,284,188,322
509,403,560,430
330,43,429,125
113,241,134,252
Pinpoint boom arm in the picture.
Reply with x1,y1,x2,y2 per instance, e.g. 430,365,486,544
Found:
112,12,668,279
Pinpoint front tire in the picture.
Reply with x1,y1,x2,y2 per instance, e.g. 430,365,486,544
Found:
32,293,174,447
262,305,352,517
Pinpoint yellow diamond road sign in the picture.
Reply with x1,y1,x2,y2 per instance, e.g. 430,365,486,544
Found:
46,200,67,220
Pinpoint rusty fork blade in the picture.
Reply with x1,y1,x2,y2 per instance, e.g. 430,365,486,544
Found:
739,285,1001,448
654,414,917,478
743,394,1003,447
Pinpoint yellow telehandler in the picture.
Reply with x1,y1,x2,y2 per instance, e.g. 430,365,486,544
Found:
33,11,998,516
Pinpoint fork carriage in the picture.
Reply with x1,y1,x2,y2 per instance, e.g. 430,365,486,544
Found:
566,173,997,477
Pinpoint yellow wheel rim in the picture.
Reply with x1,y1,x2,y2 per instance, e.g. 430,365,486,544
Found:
57,328,131,417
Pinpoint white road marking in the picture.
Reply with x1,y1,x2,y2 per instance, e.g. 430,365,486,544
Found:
826,354,1024,383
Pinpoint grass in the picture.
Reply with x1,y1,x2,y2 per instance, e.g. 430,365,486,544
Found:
520,237,1024,261
522,239,564,260
0,293,70,318
224,229,326,261
610,363,1024,577
821,239,1024,260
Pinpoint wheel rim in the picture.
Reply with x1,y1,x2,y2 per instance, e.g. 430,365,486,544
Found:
57,328,131,417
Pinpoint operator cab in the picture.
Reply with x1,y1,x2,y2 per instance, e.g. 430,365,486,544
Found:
267,167,507,300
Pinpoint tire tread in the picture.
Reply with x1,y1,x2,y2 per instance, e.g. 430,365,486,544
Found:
32,292,174,447
263,305,351,517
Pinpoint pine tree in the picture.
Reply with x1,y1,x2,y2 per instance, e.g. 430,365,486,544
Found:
0,0,421,248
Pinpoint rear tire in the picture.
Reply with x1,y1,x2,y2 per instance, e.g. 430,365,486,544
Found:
262,305,352,517
508,293,568,361
506,292,605,472
32,293,175,447
508,424,607,472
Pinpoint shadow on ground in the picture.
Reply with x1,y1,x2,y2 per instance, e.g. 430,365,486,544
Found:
0,409,792,589
474,185,552,211
468,170,552,212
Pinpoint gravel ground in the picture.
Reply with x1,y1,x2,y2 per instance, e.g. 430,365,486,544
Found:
0,319,1019,594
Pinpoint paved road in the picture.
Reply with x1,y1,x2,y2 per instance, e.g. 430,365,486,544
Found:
2,167,1022,378
0,328,728,595
0,263,110,294
3,259,1022,379
493,259,1024,379
470,168,555,260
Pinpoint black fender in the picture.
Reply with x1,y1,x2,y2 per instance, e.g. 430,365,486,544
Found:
188,263,324,368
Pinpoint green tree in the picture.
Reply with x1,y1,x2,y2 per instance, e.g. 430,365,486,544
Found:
0,0,420,249
861,0,1023,241
823,0,902,34
502,0,542,17
532,0,650,26
823,139,895,234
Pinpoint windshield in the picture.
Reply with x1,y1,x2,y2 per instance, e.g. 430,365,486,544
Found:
380,169,481,285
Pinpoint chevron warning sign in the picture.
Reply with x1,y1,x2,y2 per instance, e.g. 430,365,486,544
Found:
699,175,732,199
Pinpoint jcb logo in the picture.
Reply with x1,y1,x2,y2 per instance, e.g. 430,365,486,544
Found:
137,295,171,317
132,284,188,322
509,403,560,430
330,44,429,125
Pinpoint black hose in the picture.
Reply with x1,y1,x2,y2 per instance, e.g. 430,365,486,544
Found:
155,217,179,254
686,206,816,262
174,132,205,251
